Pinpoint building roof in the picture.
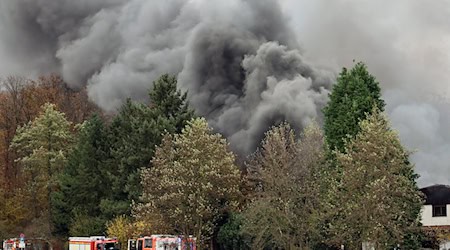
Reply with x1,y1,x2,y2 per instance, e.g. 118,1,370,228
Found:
420,184,450,205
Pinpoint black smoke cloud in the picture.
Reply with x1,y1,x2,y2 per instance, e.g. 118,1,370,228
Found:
0,0,333,154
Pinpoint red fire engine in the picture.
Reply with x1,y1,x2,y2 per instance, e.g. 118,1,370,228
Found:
3,238,18,250
69,236,120,250
128,235,196,250
3,237,50,250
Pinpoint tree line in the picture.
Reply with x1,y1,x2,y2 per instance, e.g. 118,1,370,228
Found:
0,64,429,249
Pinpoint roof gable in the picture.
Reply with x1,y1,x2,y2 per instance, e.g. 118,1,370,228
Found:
420,184,450,205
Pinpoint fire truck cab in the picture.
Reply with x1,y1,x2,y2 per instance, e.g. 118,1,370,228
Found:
3,239,17,250
69,236,120,250
129,235,195,250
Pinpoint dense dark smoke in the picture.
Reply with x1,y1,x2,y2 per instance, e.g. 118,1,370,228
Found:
282,0,450,187
1,0,449,186
0,0,333,154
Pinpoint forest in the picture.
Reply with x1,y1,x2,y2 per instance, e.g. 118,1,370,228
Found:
0,63,430,249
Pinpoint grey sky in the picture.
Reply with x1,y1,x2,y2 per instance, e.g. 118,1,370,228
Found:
279,0,450,187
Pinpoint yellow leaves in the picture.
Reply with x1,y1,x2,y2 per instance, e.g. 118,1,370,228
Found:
106,215,160,250
106,216,133,250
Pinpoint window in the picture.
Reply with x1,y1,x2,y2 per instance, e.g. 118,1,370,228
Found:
105,243,117,250
433,205,447,217
128,240,136,250
144,239,152,248
137,240,143,250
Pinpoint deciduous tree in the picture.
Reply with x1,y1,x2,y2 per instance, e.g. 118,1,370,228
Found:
106,215,154,250
326,108,423,249
0,76,32,190
242,122,325,249
136,118,242,249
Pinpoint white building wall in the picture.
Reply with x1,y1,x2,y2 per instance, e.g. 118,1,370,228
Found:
421,204,450,226
440,241,450,250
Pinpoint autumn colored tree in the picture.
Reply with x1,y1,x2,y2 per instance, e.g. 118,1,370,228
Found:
10,103,74,236
0,185,31,238
106,216,154,250
136,118,242,249
25,75,99,124
242,122,325,249
0,77,33,237
0,74,99,238
0,75,98,189
0,76,33,190
325,108,423,249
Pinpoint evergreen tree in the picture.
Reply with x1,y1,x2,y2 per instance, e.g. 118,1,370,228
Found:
10,103,73,235
149,74,195,132
323,62,385,152
326,108,423,249
102,99,170,218
52,114,108,235
102,74,194,218
217,213,251,250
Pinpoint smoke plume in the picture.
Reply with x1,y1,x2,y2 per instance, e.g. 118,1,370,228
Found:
2,0,449,186
281,0,450,187
0,0,333,155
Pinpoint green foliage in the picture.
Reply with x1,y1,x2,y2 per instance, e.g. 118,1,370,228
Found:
217,213,251,250
69,213,106,237
325,108,423,249
136,118,242,249
102,74,194,218
323,62,385,152
149,74,195,132
11,103,73,169
0,71,427,249
10,103,74,235
51,190,70,235
102,99,172,217
52,114,108,236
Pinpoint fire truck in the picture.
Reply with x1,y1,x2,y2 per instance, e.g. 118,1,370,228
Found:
69,236,120,250
3,237,50,250
127,235,196,250
3,238,18,250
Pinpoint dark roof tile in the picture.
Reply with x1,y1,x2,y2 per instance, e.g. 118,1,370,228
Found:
420,184,450,205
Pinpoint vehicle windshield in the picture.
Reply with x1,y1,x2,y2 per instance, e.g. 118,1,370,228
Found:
105,242,119,250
